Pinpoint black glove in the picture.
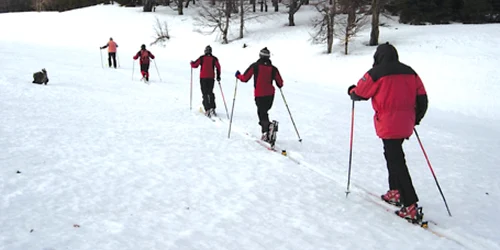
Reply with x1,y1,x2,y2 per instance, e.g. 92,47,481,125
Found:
415,115,422,125
216,76,221,82
347,85,356,96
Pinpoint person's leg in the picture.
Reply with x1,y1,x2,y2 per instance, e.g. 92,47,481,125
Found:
207,79,216,110
108,53,112,67
110,53,117,68
200,78,211,112
254,95,274,133
140,64,147,79
384,139,419,207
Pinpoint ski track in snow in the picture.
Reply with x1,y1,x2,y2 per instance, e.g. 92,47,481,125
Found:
1,4,500,250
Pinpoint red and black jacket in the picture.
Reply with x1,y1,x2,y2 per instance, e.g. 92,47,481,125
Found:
133,49,155,65
350,43,428,139
237,58,284,97
191,54,221,79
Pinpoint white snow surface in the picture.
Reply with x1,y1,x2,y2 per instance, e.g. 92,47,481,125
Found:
1,4,500,250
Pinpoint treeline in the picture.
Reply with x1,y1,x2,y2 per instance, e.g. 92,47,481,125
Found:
1,0,500,24
0,0,116,12
387,0,500,24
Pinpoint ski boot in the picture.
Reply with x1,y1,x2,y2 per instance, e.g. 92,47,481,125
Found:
396,203,427,227
381,190,402,207
261,132,270,142
210,109,217,117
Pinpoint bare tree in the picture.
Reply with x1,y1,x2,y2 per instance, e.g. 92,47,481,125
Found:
238,0,261,38
151,17,171,46
287,0,306,26
369,0,386,46
240,0,244,38
336,0,368,54
194,0,234,44
311,0,337,53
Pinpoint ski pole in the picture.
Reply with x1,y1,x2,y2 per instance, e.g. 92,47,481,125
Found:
346,100,355,197
153,59,162,82
190,68,193,110
228,78,239,138
414,128,452,217
132,61,135,80
117,53,120,68
218,80,230,119
100,49,103,68
279,88,302,142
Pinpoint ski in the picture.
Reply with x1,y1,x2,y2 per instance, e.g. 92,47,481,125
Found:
197,107,223,123
359,192,467,244
254,138,301,165
357,185,438,226
352,186,468,247
363,192,430,228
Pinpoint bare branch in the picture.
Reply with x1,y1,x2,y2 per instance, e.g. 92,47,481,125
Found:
151,17,171,47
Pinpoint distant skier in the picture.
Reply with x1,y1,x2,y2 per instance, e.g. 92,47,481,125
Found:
235,47,284,143
32,68,49,85
347,42,428,222
133,44,155,82
190,45,221,117
100,37,119,68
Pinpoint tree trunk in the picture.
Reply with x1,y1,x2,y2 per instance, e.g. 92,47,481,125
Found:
369,0,380,46
345,5,355,54
222,0,230,43
288,0,297,26
288,0,304,26
240,0,244,38
288,11,295,26
260,0,267,12
327,3,336,54
178,0,184,14
143,0,153,12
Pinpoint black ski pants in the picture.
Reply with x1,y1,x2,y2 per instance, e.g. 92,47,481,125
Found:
108,52,117,68
200,78,216,111
383,139,419,207
255,95,274,133
140,63,150,78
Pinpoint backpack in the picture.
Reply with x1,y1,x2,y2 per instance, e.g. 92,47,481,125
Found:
140,50,150,63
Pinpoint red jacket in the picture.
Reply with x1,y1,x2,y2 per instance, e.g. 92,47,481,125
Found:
237,58,284,97
133,49,155,64
350,44,428,139
191,54,221,79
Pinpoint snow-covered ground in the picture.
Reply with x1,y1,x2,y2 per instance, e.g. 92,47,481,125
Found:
1,4,500,250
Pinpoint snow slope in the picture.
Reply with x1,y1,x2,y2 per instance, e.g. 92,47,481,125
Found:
1,4,499,250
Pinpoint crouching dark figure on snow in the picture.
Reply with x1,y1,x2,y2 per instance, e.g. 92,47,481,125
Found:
33,68,49,85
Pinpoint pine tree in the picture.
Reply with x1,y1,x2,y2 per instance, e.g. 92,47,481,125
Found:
461,0,492,23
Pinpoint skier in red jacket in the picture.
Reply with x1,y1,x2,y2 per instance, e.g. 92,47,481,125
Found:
133,44,155,82
235,47,284,142
190,45,221,117
348,42,428,222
